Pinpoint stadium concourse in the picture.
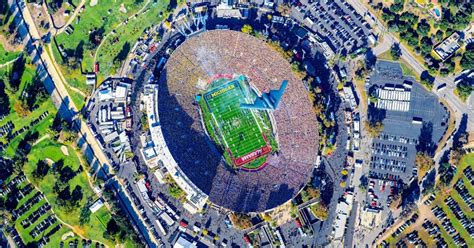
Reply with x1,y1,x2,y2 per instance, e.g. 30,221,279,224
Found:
157,30,319,212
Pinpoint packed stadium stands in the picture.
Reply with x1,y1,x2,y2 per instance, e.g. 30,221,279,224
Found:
156,30,319,212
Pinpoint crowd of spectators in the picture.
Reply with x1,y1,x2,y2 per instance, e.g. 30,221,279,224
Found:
156,30,319,212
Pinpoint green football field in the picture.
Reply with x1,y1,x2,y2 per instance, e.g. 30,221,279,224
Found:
203,80,267,160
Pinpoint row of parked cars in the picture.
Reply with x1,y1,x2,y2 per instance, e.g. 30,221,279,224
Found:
455,178,474,210
392,213,418,238
444,196,470,247
432,206,457,235
422,220,448,248
302,0,370,54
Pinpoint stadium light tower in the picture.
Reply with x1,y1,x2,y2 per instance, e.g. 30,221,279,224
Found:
240,80,288,111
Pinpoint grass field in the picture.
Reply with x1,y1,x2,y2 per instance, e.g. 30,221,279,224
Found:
51,0,170,108
0,43,20,65
23,139,115,246
0,63,57,156
11,180,71,247
95,0,170,78
52,0,148,101
203,79,267,161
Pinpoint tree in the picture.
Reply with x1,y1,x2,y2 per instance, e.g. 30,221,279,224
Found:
57,185,72,206
168,183,184,199
71,185,83,205
241,24,253,34
460,48,474,70
59,166,75,182
456,80,474,101
113,42,131,65
8,54,26,91
364,121,384,138
390,43,402,60
359,175,368,192
32,160,49,179
415,152,434,181
277,4,291,16
140,112,149,131
389,0,404,13
105,218,124,241
417,20,431,36
0,79,9,115
21,72,48,111
306,187,320,199
435,30,444,42
339,181,347,188
229,213,253,230
400,12,418,25
79,206,91,225
419,36,433,56
310,202,328,220
12,101,30,117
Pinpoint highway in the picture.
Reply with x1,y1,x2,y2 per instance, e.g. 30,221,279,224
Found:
14,0,160,246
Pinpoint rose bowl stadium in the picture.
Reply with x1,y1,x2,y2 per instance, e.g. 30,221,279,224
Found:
156,30,319,212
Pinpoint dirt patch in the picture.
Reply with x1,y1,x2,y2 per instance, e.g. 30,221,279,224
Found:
269,201,294,226
119,3,127,13
28,3,51,36
0,35,23,52
44,158,55,165
61,145,69,156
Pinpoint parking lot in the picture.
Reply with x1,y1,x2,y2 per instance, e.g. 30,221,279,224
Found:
365,61,449,209
293,0,372,55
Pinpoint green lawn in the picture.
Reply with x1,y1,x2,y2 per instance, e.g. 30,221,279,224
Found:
51,0,169,107
53,0,148,78
10,182,72,246
23,139,115,246
0,64,57,157
0,43,20,65
95,0,170,78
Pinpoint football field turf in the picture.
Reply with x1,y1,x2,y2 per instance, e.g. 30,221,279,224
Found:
203,80,268,161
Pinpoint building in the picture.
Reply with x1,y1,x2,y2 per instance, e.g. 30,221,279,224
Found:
216,3,242,18
173,234,197,248
342,84,358,109
434,32,461,61
85,73,97,85
144,85,209,212
332,191,354,241
375,86,411,112
359,207,382,228
89,199,104,213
